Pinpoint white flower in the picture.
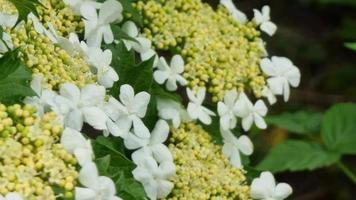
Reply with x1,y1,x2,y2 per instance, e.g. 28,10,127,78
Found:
0,12,18,28
56,83,108,131
218,90,239,130
0,193,23,200
260,56,301,102
82,0,123,47
235,93,268,131
23,75,59,117
187,88,215,125
154,55,187,91
131,120,173,164
121,21,152,54
251,171,292,200
132,157,175,200
104,84,151,138
220,0,247,24
221,130,253,168
157,98,189,128
85,47,119,88
253,5,277,36
63,0,101,15
261,86,277,105
76,162,122,200
60,128,93,166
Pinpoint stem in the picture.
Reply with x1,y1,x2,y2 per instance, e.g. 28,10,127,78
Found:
337,161,356,185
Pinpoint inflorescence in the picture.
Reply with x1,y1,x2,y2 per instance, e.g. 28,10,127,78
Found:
0,104,78,200
136,0,267,101
166,123,251,200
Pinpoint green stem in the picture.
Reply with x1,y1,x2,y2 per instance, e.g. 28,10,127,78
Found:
337,161,356,185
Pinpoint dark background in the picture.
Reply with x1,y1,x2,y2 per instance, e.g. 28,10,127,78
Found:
205,0,356,199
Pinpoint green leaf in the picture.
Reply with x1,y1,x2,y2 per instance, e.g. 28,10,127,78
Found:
92,136,147,200
322,103,356,154
266,111,323,134
112,24,138,42
201,116,223,144
108,42,154,94
257,140,341,173
8,0,41,24
0,50,35,104
345,43,356,51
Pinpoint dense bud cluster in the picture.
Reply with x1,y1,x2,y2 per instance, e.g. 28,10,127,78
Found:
166,123,251,200
136,0,266,101
38,0,84,36
0,104,78,200
0,0,95,89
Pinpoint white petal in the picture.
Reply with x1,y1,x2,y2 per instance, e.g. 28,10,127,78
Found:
150,120,170,144
74,148,93,166
79,162,99,189
122,21,138,37
81,84,106,107
82,107,108,130
170,55,184,73
60,83,80,104
283,80,291,102
106,119,123,137
261,21,277,36
267,77,285,95
187,103,200,120
237,135,254,155
99,0,123,24
133,37,152,53
254,113,267,129
132,92,151,118
60,128,88,153
151,144,173,163
124,132,149,150
75,187,97,200
154,70,169,85
156,180,174,199
242,115,254,131
132,116,150,139
66,109,84,131
119,84,135,106
261,58,278,76
198,109,213,125
98,176,117,197
274,183,293,199
254,100,268,116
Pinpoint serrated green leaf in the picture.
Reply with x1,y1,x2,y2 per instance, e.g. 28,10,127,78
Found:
322,103,356,154
95,155,111,173
0,50,35,104
8,0,41,24
345,43,356,51
257,140,340,173
266,111,323,134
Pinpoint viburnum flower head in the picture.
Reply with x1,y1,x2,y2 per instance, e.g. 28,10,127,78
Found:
122,21,152,54
0,193,23,200
76,162,122,200
61,128,93,166
221,130,253,168
220,0,248,23
253,5,277,36
131,120,173,164
235,92,268,131
132,157,175,200
187,88,216,125
218,90,239,130
251,171,293,200
82,0,123,47
261,56,301,102
56,83,108,131
104,84,151,138
154,55,187,91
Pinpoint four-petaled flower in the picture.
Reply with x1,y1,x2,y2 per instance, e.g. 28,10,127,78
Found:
104,84,151,138
260,56,301,102
253,5,277,36
187,88,216,125
132,157,175,200
154,55,187,91
157,98,188,128
218,90,239,130
235,92,268,131
251,171,293,200
82,0,123,47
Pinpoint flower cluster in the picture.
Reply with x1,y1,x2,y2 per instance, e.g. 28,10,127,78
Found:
0,104,77,200
166,123,251,199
